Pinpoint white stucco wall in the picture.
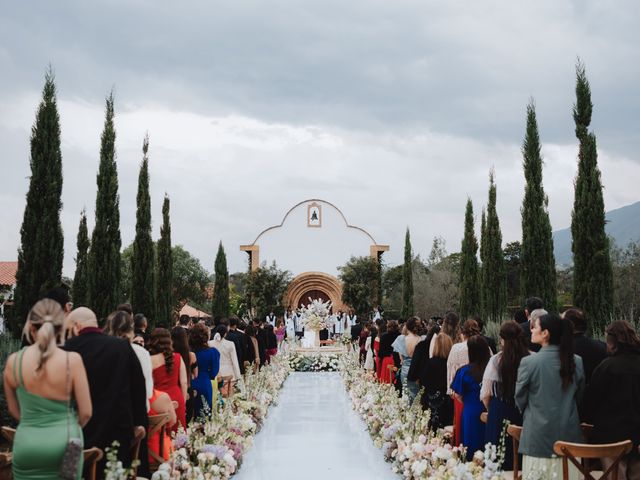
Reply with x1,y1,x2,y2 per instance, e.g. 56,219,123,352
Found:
253,200,378,277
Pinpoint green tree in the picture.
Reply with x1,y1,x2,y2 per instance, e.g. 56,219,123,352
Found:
12,69,64,334
244,262,292,319
88,92,122,320
401,228,414,319
520,101,556,309
72,210,90,307
481,170,507,322
459,199,480,319
156,195,173,327
338,256,378,317
212,242,230,319
171,245,211,311
571,61,613,332
131,134,156,322
503,241,522,306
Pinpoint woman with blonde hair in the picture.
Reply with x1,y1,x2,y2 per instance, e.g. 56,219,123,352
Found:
3,299,92,479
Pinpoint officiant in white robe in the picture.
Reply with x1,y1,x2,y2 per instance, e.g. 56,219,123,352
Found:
284,310,296,340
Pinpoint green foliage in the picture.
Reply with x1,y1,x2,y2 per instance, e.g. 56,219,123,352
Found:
88,92,122,320
13,69,64,335
520,101,556,308
72,210,90,307
414,241,459,318
131,134,156,323
0,334,21,427
156,195,173,327
244,262,292,320
401,228,414,319
339,256,378,317
459,199,480,319
171,245,211,311
212,242,230,319
571,61,613,332
503,241,522,306
480,170,507,322
611,241,640,323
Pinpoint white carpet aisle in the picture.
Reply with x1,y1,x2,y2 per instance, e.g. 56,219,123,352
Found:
234,372,400,480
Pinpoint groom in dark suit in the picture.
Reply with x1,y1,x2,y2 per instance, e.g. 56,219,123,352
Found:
65,307,148,478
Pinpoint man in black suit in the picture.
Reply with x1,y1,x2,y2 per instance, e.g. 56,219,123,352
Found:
350,318,363,343
226,317,246,374
564,307,607,385
65,307,148,477
520,297,544,352
252,318,267,367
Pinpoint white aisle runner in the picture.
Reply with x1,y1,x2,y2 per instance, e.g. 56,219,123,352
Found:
235,372,399,480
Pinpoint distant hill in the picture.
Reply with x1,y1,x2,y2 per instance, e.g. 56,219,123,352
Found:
553,201,640,266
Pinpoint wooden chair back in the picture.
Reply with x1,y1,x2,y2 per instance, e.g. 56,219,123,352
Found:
506,424,523,480
148,413,171,471
0,452,12,480
83,447,104,480
553,440,633,480
0,427,15,445
129,425,146,479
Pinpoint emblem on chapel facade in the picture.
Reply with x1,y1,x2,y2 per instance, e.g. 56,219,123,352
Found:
307,202,322,228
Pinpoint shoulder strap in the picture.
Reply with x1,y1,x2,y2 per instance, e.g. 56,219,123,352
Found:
14,348,26,387
66,352,72,441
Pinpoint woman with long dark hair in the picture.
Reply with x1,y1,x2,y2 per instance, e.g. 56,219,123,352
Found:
515,313,584,479
451,335,491,460
481,321,529,469
149,328,188,430
584,320,640,479
392,317,422,402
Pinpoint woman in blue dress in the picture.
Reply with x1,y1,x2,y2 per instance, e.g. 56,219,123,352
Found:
188,323,220,418
451,335,491,460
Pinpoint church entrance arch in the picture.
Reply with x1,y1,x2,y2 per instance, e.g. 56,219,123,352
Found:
284,272,346,312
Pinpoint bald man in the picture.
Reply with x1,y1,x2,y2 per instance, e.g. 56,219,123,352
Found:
64,307,148,477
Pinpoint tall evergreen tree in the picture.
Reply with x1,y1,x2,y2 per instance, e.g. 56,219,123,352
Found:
212,242,230,319
520,101,557,309
73,210,90,307
481,171,507,322
13,69,64,334
131,134,156,322
459,199,480,319
88,92,122,320
156,195,173,327
571,61,613,332
401,228,414,319
479,208,487,316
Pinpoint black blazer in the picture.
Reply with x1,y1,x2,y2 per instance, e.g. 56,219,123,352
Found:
225,329,246,374
64,331,147,468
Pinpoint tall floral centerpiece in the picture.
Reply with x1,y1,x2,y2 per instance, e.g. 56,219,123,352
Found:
298,298,331,348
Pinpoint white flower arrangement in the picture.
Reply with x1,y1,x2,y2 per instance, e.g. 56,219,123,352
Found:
151,355,291,479
297,298,332,331
339,351,507,479
288,351,341,372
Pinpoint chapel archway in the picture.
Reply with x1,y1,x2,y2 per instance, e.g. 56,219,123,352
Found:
284,271,347,312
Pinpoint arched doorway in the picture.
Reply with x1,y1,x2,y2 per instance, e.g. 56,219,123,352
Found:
284,271,346,312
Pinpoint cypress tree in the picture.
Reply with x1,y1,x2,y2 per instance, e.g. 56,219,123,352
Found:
13,69,64,334
73,210,90,307
401,228,414,320
156,195,173,327
212,242,230,319
479,208,487,317
459,199,480,319
88,92,122,320
571,61,613,332
481,170,507,322
131,134,156,322
520,101,557,309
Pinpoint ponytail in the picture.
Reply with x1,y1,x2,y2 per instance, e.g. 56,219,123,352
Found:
35,320,56,372
23,299,64,372
558,317,575,390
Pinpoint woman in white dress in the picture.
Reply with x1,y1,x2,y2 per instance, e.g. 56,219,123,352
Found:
364,325,377,371
208,325,242,393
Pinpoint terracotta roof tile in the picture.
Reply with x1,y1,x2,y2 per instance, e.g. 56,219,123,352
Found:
0,262,18,287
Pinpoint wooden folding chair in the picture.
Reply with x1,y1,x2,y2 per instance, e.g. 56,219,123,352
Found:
506,424,523,480
83,447,104,480
553,440,633,480
0,427,15,445
147,413,171,472
130,425,146,479
0,451,12,480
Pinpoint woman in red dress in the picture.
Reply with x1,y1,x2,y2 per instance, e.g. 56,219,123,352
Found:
379,320,400,384
374,322,385,380
149,328,187,431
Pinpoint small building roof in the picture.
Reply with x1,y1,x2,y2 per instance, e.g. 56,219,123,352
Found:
179,303,211,319
0,262,18,287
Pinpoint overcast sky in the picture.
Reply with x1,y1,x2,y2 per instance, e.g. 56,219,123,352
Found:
1,1,639,277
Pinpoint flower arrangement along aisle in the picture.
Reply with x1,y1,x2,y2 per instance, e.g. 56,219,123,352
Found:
151,355,291,480
288,351,340,371
298,298,332,331
339,352,506,480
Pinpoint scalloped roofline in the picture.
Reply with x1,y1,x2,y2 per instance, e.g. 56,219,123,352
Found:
250,198,379,245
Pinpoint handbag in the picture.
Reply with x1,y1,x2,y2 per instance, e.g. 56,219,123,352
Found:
59,353,83,480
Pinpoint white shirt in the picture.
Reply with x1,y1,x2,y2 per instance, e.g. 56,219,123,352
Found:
446,341,469,395
265,314,276,327
209,337,242,381
131,343,153,410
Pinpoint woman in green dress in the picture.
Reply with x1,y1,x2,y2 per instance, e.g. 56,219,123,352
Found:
3,298,92,479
